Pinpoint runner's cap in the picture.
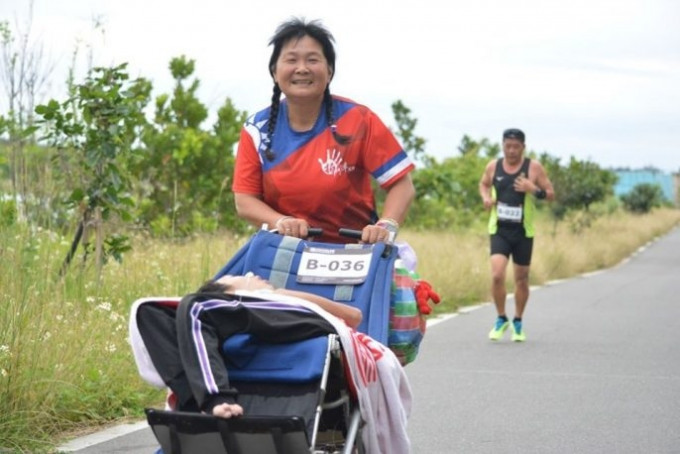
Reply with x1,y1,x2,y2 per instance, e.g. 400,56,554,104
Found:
503,128,525,143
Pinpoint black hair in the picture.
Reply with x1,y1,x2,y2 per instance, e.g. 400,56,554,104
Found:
264,17,350,161
268,17,336,81
503,128,526,144
197,280,232,294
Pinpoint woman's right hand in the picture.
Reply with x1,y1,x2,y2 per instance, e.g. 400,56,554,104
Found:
275,216,310,238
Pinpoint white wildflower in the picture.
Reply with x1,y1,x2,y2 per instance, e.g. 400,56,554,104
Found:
105,342,117,353
96,302,112,312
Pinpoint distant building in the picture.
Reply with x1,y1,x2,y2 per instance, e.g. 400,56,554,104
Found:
613,168,679,206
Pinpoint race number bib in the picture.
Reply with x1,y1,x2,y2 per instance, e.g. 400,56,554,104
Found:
297,247,372,284
497,203,523,223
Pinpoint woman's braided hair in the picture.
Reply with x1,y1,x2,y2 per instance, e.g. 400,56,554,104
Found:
265,17,350,161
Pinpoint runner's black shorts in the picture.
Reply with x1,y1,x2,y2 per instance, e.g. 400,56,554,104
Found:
490,225,534,266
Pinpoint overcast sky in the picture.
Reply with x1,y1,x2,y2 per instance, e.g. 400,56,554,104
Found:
2,0,679,172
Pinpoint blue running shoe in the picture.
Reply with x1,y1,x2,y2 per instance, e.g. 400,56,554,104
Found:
511,319,526,342
488,316,509,341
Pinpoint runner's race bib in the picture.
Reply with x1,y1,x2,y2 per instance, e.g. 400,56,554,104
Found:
297,247,373,284
497,202,523,223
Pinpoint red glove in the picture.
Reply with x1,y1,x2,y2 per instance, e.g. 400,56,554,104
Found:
414,280,441,315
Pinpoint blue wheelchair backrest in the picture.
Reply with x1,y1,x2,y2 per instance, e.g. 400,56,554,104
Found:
214,230,398,344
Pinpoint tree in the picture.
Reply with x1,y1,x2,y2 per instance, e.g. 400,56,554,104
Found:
408,136,490,229
35,63,150,276
0,3,55,221
540,154,617,232
133,56,247,236
391,100,427,165
620,183,664,213
457,135,499,159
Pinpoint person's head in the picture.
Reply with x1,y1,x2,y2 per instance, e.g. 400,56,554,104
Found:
197,279,231,294
268,17,336,87
264,17,348,161
502,128,526,164
197,273,274,294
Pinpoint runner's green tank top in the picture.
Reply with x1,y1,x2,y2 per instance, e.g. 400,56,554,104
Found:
488,158,535,237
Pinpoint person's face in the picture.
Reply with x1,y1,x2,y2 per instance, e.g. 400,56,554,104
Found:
272,35,332,103
502,138,525,165
216,274,274,291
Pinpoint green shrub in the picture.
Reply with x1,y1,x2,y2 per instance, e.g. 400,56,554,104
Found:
620,183,664,213
0,199,16,226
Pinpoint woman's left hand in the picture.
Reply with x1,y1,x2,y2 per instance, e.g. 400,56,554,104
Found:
361,224,391,244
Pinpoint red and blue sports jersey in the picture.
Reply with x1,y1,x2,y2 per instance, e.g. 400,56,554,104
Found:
233,95,415,243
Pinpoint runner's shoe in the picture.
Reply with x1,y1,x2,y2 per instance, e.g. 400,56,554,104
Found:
511,319,526,342
488,317,509,341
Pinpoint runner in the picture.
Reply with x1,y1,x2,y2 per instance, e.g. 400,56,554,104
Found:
478,128,555,341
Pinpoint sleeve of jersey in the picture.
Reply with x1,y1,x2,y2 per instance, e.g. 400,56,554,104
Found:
364,111,415,188
232,126,263,195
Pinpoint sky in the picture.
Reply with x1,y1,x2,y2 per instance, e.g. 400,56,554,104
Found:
1,0,679,172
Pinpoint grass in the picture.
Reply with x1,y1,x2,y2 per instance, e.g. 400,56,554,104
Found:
402,208,680,313
0,208,678,452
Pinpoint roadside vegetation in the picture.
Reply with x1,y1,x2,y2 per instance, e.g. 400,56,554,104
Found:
1,8,678,452
1,208,678,452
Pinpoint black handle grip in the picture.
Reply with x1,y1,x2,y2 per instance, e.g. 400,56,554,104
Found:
307,227,323,237
338,227,393,257
338,228,363,240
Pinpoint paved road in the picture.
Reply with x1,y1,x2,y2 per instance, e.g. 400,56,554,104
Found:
58,228,680,453
406,227,680,453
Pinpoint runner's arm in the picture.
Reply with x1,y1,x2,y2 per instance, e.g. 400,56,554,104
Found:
479,161,496,209
531,161,555,201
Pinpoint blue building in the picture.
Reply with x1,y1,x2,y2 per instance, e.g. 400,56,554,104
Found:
613,168,678,205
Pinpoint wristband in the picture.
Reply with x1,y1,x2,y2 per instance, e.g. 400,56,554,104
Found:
376,218,399,242
534,189,547,200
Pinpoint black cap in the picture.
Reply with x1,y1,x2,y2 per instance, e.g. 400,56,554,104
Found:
503,128,525,143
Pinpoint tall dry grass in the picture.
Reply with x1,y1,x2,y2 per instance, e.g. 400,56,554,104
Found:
0,208,678,452
0,227,247,452
401,208,680,312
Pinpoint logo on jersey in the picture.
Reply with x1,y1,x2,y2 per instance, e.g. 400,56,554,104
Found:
318,149,356,176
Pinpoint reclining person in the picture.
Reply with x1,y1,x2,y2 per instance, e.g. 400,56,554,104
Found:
133,273,362,419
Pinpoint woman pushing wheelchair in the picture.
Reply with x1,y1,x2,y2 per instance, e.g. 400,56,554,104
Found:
232,17,415,245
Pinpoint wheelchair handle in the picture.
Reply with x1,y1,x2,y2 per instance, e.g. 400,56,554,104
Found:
339,227,394,258
273,227,322,237
307,227,323,237
338,228,363,240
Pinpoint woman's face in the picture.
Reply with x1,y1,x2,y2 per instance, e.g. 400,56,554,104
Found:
272,35,332,103
216,274,274,291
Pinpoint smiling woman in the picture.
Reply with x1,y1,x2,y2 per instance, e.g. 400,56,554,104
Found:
231,17,416,244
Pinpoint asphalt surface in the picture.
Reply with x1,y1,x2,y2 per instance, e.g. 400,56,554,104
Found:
58,227,680,454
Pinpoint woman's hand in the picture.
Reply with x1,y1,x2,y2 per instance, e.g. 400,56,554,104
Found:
275,216,310,238
361,222,396,244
